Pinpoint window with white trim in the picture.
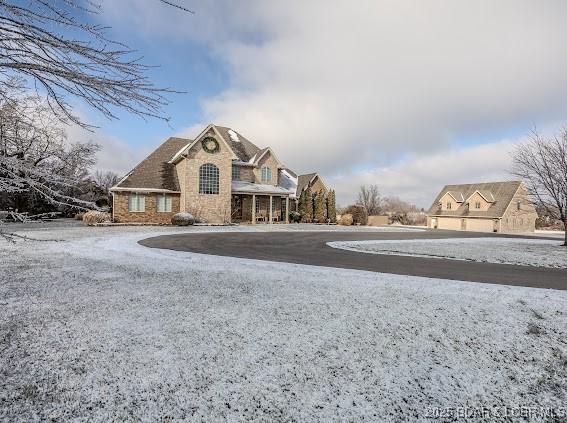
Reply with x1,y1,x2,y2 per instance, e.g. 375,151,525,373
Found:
255,198,261,213
475,201,481,209
261,166,272,183
128,193,145,212
271,198,277,212
232,165,240,181
446,202,452,210
156,194,172,212
199,163,219,194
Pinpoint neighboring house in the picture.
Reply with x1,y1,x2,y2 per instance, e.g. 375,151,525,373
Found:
427,181,537,233
293,172,329,211
110,124,324,224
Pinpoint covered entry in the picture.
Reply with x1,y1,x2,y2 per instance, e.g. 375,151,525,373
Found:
231,181,291,224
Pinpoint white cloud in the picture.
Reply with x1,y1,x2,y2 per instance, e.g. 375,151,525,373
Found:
100,0,567,200
330,139,518,208
66,124,150,177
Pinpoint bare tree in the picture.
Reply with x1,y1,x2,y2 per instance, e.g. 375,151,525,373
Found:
0,0,191,128
512,128,567,246
358,184,382,215
0,83,98,212
92,170,118,197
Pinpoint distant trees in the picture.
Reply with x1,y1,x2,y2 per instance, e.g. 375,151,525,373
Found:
358,184,382,215
512,128,567,246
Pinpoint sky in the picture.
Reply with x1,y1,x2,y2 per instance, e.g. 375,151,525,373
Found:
73,0,567,207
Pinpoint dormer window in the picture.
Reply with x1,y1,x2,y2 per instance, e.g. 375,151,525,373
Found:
475,201,481,209
261,166,272,183
447,202,452,210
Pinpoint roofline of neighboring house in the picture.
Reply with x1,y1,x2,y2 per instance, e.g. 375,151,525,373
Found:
465,190,495,203
428,214,503,219
441,191,464,203
310,173,329,192
110,187,181,194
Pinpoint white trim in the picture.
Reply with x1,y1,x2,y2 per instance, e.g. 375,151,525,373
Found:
169,124,238,164
309,173,329,192
465,190,495,204
254,147,282,166
110,187,181,193
441,191,464,203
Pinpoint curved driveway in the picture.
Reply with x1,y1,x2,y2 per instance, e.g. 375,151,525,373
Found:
139,230,567,290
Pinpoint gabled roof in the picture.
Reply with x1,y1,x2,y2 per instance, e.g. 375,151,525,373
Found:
111,137,189,192
443,191,464,202
214,125,262,162
296,173,317,197
428,181,523,218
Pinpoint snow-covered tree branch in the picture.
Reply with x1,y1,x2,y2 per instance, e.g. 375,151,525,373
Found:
512,128,567,246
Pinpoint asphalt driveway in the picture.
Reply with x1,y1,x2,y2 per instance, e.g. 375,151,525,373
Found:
139,230,567,290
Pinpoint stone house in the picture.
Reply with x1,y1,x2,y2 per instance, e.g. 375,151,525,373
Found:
426,181,537,233
110,124,326,224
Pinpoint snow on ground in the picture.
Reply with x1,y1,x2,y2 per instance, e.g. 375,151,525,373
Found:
1,225,567,421
329,237,567,269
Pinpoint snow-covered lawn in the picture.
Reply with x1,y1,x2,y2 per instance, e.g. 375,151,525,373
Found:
329,237,567,268
1,226,566,421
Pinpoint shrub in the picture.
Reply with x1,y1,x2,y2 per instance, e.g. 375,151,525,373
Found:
74,212,85,220
289,211,301,223
171,212,195,226
346,204,368,225
82,210,111,225
339,213,353,226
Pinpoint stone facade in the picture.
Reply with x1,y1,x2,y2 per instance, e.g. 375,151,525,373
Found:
254,151,280,186
181,129,233,224
113,192,180,224
110,124,325,225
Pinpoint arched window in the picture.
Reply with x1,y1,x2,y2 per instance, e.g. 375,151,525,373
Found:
199,163,219,194
261,166,272,183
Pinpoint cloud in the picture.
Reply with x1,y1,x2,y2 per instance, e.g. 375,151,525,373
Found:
66,124,151,176
330,139,518,207
99,0,567,199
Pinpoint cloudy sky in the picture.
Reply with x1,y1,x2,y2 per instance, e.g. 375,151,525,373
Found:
80,0,567,207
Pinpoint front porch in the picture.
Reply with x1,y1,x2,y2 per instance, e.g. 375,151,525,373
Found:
231,193,290,224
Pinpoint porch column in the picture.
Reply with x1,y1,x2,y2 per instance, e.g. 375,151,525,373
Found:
285,196,289,223
269,195,273,224
252,194,256,225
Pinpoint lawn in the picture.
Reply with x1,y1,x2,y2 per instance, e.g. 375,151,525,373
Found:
1,225,566,421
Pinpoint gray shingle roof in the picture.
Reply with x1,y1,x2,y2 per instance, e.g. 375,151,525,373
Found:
428,181,522,218
215,125,261,162
114,137,190,191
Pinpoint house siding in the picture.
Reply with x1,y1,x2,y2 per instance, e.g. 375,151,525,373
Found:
112,192,180,224
254,152,280,185
183,131,232,223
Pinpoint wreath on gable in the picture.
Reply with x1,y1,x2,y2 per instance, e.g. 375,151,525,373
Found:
201,136,220,154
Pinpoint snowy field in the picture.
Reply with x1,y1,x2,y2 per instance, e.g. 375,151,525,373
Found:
1,225,566,421
328,238,567,268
